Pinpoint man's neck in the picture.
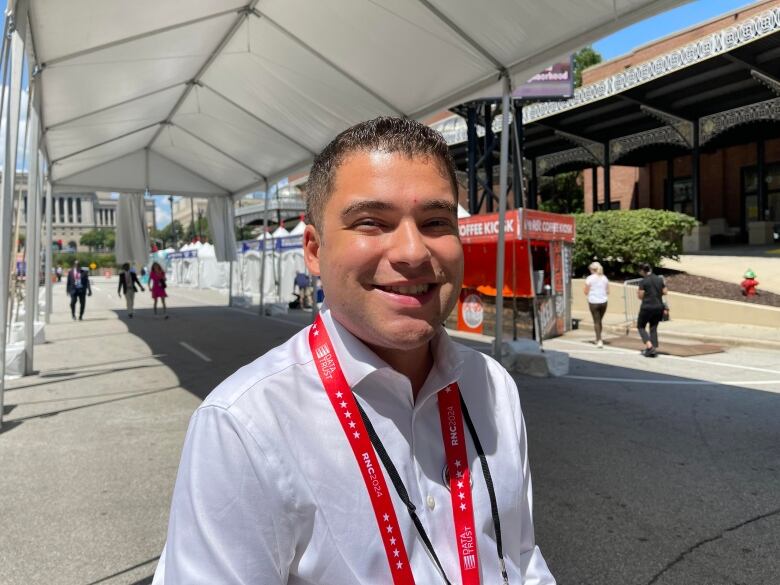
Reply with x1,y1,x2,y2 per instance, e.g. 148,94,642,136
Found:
369,342,434,401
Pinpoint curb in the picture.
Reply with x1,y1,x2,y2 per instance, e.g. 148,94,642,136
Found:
575,319,780,351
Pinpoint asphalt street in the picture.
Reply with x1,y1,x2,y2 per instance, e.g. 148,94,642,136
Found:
1,279,778,585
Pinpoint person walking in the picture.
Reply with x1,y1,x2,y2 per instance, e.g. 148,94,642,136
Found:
584,261,609,348
65,260,92,320
636,263,667,357
117,263,144,318
149,262,169,319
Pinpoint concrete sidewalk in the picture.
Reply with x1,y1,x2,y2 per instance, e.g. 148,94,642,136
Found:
662,252,780,294
572,308,780,350
2,280,779,585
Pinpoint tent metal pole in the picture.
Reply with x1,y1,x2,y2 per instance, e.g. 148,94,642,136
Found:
0,29,25,427
24,110,41,375
259,178,269,315
44,179,52,323
228,199,234,307
493,76,511,360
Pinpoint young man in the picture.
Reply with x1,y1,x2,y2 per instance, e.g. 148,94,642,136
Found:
65,260,92,321
153,118,555,584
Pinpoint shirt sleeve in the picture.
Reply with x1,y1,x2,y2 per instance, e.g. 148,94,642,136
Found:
502,370,557,585
157,405,294,584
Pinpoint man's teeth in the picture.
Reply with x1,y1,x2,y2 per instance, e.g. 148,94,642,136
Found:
381,284,431,295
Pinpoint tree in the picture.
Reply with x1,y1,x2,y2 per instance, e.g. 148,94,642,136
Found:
538,172,584,214
80,229,105,251
573,46,602,88
153,220,184,249
235,224,255,242
185,214,209,241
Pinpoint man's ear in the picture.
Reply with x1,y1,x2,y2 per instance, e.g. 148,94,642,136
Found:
303,224,321,276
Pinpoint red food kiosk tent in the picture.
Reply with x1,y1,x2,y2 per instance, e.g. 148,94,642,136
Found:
456,209,575,340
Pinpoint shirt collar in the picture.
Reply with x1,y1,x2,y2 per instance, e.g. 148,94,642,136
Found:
318,304,463,406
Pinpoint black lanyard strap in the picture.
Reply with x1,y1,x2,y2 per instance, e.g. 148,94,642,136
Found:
459,394,510,585
356,400,453,585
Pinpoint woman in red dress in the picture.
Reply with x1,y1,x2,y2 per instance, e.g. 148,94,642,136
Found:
150,262,169,319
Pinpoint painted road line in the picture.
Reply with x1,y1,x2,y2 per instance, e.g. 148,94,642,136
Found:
179,341,212,362
564,375,780,387
232,306,310,329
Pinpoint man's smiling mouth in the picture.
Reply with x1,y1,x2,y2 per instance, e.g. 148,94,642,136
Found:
375,283,433,296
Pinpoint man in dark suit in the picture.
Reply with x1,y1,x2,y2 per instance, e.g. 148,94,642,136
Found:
66,261,92,320
117,263,144,318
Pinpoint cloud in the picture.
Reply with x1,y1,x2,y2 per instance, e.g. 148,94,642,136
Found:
0,86,31,172
154,196,172,229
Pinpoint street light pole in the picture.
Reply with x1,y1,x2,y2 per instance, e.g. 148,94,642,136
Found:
168,195,176,248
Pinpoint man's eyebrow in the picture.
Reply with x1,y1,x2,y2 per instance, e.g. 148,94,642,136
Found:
340,200,396,218
420,199,458,215
339,198,457,218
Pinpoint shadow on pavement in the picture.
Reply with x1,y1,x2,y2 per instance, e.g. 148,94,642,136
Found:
9,303,775,585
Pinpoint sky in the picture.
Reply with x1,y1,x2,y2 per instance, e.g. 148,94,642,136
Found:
0,0,760,228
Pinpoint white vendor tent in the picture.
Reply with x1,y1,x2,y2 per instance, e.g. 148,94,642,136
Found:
0,0,691,424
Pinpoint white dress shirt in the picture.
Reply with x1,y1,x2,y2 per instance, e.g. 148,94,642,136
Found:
153,306,555,584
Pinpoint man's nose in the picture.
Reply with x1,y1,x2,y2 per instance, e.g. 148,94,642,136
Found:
387,220,431,267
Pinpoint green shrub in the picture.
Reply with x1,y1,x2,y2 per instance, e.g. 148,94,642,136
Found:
53,252,117,271
573,209,697,275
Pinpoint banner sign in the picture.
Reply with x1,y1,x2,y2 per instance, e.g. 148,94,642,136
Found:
458,213,520,245
521,209,575,242
238,235,304,253
167,250,198,260
513,59,574,101
458,209,574,244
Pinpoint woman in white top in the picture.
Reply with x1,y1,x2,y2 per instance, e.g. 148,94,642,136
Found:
584,261,609,348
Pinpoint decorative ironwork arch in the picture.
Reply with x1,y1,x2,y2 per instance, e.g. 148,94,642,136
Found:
609,126,689,163
537,147,598,176
700,96,780,145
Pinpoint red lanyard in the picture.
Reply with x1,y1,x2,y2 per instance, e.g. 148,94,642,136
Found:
309,315,481,584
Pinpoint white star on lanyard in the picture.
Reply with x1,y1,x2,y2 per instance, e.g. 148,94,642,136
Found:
458,492,465,500
393,549,400,557
454,459,462,468
456,470,464,479
353,431,361,439
396,561,403,570
389,537,396,545
383,513,390,522
344,411,352,418
339,401,347,408
445,386,453,393
335,391,343,398
386,525,393,534
349,421,356,429
457,480,464,489
460,503,467,511
313,330,319,336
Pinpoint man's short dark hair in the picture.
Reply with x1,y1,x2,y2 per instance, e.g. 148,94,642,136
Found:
305,117,457,229
639,263,652,273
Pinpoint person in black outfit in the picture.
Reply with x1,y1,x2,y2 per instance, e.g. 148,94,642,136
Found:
636,263,667,357
65,261,92,321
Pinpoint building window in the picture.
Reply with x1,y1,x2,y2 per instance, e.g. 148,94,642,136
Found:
67,198,73,223
671,178,693,216
596,201,621,211
744,163,780,225
76,198,82,224
58,198,64,223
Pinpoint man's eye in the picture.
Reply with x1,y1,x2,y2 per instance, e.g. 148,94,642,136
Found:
353,218,383,229
424,218,455,229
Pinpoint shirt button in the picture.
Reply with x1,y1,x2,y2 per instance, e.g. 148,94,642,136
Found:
426,495,435,511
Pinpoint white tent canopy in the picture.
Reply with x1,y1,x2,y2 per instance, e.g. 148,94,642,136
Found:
27,0,689,198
